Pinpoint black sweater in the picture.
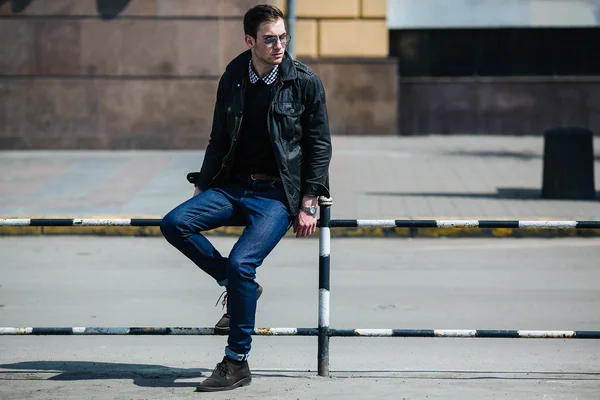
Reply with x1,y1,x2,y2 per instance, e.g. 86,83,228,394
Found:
231,79,279,177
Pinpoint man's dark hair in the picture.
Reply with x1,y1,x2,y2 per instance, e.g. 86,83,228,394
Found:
243,4,285,38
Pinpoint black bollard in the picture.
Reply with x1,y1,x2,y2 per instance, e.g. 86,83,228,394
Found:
541,127,595,200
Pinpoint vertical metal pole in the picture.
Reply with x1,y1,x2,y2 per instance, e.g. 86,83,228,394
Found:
317,196,332,377
286,0,296,59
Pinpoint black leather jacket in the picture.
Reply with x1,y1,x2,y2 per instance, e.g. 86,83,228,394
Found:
187,50,332,216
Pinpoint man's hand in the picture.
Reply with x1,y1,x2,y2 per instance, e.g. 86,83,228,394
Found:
293,195,318,238
193,186,202,197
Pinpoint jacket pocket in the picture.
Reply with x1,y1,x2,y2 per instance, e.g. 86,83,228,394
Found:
274,102,304,140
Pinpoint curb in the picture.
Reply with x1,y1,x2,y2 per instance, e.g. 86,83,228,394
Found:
1,217,599,238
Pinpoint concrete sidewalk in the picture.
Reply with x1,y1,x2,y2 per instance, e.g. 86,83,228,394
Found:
1,135,599,237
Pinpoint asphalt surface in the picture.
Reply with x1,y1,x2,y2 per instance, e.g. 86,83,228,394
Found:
1,236,599,399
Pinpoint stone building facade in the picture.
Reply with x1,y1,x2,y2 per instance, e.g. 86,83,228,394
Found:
0,0,396,149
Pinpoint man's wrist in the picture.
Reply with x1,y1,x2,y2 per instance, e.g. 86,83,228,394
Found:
302,195,317,206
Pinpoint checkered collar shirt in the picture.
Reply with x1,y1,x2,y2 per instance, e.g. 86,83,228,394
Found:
249,59,279,85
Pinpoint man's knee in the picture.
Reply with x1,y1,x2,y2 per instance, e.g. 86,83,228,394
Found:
160,210,185,239
227,255,257,283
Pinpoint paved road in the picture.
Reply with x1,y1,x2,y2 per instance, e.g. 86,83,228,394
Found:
1,236,599,399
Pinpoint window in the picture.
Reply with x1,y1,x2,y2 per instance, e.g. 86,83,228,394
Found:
389,28,600,77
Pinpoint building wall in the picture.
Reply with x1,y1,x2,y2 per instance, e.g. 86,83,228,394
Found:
293,0,387,58
0,0,396,150
389,26,600,135
387,0,600,29
398,77,600,136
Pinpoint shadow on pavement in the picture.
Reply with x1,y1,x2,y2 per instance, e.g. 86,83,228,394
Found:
366,187,600,202
443,150,600,161
7,0,35,13
1,363,598,383
333,370,600,381
96,0,131,19
0,361,208,388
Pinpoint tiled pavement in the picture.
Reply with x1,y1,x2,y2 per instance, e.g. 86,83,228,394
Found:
1,135,599,235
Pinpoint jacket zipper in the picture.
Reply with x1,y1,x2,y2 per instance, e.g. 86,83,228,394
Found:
267,80,295,213
204,79,246,190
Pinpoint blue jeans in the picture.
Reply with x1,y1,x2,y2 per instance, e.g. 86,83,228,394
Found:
160,177,292,360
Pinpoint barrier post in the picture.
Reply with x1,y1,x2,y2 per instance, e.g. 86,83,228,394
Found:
318,197,333,377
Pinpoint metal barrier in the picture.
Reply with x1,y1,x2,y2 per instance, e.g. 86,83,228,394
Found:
2,199,600,377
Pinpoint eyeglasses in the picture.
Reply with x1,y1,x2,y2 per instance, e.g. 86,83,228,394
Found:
261,34,292,47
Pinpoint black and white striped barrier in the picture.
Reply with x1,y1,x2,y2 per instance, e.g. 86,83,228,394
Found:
328,329,600,338
2,327,599,338
0,218,161,226
2,218,600,229
318,198,332,376
2,206,600,378
0,327,316,336
328,220,600,229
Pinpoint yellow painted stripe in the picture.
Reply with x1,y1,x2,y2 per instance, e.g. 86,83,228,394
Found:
0,226,42,235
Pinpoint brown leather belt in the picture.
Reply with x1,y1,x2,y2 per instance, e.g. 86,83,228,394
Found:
239,173,281,182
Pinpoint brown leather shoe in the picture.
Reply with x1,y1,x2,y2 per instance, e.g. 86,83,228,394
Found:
214,283,263,333
195,356,251,392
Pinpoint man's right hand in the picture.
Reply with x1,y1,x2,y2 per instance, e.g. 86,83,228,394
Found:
193,186,202,197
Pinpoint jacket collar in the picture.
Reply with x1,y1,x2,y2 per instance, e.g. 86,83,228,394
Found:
226,49,297,82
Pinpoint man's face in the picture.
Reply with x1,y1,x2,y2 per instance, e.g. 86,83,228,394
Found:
247,18,287,66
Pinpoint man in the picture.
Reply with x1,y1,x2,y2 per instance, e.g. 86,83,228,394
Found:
160,4,331,392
